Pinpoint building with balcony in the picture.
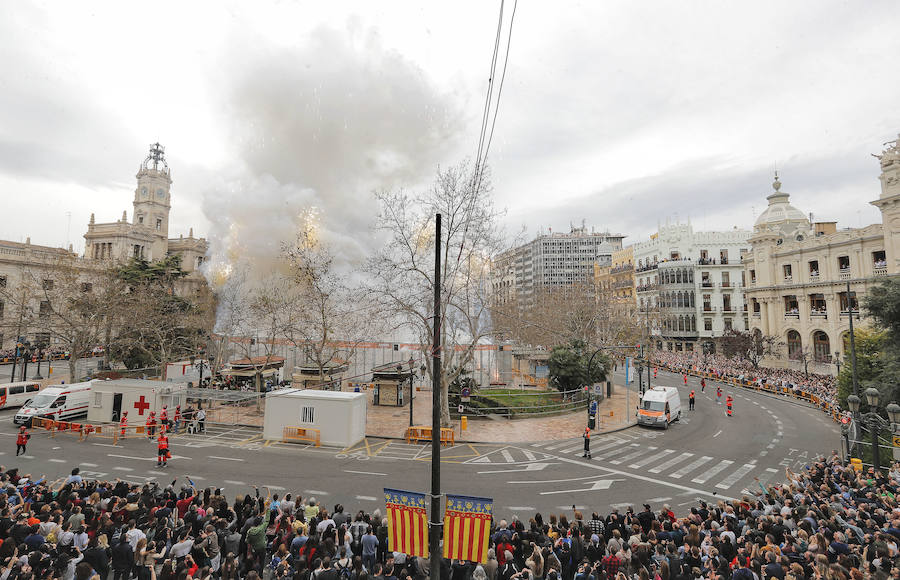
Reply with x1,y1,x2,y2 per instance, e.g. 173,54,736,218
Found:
742,134,900,375
632,220,752,352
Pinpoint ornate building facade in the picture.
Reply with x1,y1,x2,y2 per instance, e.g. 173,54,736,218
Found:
0,144,209,350
742,134,900,375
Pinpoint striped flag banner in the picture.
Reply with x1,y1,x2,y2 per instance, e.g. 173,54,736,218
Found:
384,488,429,558
443,494,493,563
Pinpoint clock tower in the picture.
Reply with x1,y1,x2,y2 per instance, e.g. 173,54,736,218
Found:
133,142,172,258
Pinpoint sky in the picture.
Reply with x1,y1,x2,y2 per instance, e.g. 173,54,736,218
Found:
2,1,899,268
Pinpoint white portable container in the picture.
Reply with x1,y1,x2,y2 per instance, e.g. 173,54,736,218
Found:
637,386,682,429
263,389,366,448
15,380,94,425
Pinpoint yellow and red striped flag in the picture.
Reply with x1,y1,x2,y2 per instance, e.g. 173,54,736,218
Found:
443,494,493,563
384,488,429,558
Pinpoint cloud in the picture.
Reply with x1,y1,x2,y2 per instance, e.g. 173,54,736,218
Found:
201,24,463,285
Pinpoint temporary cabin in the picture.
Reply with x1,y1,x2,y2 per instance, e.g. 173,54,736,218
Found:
87,379,188,424
263,389,366,447
371,361,417,407
291,361,349,390
165,359,211,386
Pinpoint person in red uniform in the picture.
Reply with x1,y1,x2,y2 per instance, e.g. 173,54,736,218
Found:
700,378,706,392
160,405,169,430
173,405,181,433
717,387,722,404
726,395,734,417
146,411,157,440
689,390,695,411
119,411,128,439
157,429,170,467
16,426,30,456
683,374,688,386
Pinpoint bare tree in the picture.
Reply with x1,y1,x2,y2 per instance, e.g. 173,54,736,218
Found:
366,161,505,425
720,329,781,369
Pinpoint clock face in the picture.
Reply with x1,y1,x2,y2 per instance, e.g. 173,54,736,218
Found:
156,188,165,199
141,187,148,197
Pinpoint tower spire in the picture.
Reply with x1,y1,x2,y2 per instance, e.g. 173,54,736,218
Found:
142,142,168,172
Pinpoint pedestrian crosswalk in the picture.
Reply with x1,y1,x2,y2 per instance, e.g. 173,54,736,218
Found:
527,438,781,491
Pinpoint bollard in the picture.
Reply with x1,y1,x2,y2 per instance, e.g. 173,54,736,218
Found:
461,416,468,431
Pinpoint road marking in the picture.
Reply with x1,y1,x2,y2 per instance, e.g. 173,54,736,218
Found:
48,458,65,463
507,506,536,511
712,430,723,438
224,480,246,485
92,443,119,448
630,449,675,469
544,441,576,451
522,450,537,461
649,452,694,474
591,443,638,460
80,462,98,467
540,478,625,495
647,497,672,503
114,467,135,472
344,470,388,476
610,446,657,465
500,449,514,463
208,456,244,462
715,463,756,489
479,462,557,474
109,453,190,462
508,474,607,485
754,467,779,487
562,445,586,454
691,460,733,484
356,495,377,501
146,470,166,475
304,489,328,495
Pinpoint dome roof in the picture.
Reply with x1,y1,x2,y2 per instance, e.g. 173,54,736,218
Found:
754,173,809,230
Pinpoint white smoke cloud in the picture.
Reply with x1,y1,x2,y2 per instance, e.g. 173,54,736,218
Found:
202,24,463,288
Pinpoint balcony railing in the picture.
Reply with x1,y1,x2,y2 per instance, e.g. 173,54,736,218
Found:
784,312,800,319
752,312,761,318
840,310,861,319
874,267,888,277
636,284,658,292
783,276,792,283
809,272,820,281
701,282,713,288
636,263,658,272
810,311,827,319
611,264,633,274
721,281,731,288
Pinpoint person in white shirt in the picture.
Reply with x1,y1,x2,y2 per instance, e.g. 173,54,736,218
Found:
125,520,146,550
169,532,195,559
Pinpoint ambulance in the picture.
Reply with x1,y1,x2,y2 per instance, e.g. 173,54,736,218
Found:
637,386,682,429
14,380,94,426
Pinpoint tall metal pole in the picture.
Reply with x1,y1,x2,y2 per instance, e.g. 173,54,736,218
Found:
429,214,442,579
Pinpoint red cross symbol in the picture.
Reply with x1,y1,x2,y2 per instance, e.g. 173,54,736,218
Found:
134,395,150,416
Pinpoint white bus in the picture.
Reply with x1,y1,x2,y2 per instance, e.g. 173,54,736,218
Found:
0,382,42,410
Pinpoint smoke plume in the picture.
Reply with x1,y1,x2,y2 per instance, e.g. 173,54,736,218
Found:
203,24,462,289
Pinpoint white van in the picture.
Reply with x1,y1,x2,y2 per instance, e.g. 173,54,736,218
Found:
0,382,43,409
14,380,94,426
637,386,682,429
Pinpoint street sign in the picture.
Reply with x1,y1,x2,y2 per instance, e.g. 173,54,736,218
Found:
893,435,900,448
589,400,598,415
593,384,603,395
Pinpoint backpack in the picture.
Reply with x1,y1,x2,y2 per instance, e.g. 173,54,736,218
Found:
339,566,353,580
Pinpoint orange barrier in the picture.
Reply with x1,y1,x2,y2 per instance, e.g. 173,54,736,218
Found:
405,426,455,446
282,426,321,447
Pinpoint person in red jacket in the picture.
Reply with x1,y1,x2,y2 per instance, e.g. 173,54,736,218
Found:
160,405,169,430
173,405,181,433
16,426,30,456
726,395,734,417
119,411,128,439
157,430,170,467
146,411,157,440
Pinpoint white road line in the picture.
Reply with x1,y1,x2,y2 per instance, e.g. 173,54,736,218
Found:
521,450,537,461
146,470,166,475
114,467,135,472
596,444,639,460
264,485,286,490
649,452,694,474
48,458,65,463
303,489,328,495
344,470,388,476
755,467,779,487
356,495,377,501
507,506,537,511
629,449,675,469
691,460,733,484
542,441,570,451
80,462,98,467
647,497,672,503
715,463,756,489
712,430,723,438
588,440,625,454
500,449,515,463
208,456,244,462
224,480,246,485
610,446,657,465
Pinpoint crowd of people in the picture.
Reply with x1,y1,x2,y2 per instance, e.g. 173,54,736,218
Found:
650,351,838,409
1,451,900,580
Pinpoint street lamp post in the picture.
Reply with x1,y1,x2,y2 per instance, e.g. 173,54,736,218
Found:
846,389,900,473
834,351,841,377
405,357,415,427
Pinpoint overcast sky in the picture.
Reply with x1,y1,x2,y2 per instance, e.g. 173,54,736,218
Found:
2,1,899,265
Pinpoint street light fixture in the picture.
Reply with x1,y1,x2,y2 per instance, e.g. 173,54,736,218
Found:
847,389,899,474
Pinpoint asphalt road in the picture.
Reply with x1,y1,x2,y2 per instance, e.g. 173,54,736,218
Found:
0,368,838,520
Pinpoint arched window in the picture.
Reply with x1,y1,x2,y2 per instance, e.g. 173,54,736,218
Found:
787,330,802,360
689,292,695,307
676,270,682,283
813,331,831,362
678,316,685,331
691,315,696,331
688,270,694,282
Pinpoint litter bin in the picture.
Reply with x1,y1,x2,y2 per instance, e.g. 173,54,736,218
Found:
461,416,468,431
588,415,596,430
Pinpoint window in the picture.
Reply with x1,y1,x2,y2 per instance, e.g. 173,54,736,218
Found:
0,276,6,288
700,250,709,261
42,279,54,290
26,384,39,393
752,299,760,313
784,295,798,315
750,269,756,284
809,293,827,316
701,272,712,287
703,295,712,311
787,330,802,360
813,331,831,362
838,256,850,271
156,218,163,231
808,260,819,277
724,318,733,331
704,318,713,331
81,282,92,293
720,249,728,264
873,250,887,269
723,294,732,311
721,272,730,287
93,392,103,408
39,301,51,318
8,385,24,395
782,264,792,280
138,215,144,224
301,406,315,423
